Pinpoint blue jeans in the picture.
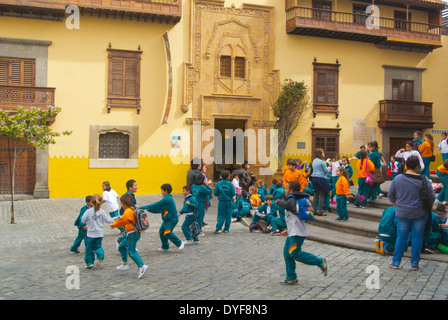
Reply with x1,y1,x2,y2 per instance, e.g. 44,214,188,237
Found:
392,214,428,267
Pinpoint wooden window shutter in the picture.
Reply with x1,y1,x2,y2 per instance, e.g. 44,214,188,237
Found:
313,60,340,118
0,58,35,86
107,48,142,114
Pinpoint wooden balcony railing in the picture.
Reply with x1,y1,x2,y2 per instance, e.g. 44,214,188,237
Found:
286,6,442,47
0,0,181,23
0,85,55,110
378,100,434,129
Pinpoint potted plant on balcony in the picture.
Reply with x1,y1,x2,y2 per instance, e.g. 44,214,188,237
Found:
271,79,310,171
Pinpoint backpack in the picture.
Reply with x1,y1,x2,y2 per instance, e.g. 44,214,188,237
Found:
131,209,150,232
249,222,264,232
419,176,434,235
296,198,315,221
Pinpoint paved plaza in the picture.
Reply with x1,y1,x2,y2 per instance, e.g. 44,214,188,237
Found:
1,194,448,303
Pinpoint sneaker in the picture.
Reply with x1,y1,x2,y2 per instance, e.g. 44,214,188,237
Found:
138,265,149,279
85,264,94,269
194,240,200,244
116,263,130,271
185,239,196,245
361,206,367,209
272,230,281,236
410,265,419,271
157,247,170,252
214,230,222,234
336,218,343,221
178,241,184,250
199,232,205,236
320,258,328,276
423,247,436,254
378,193,384,199
280,279,298,285
70,250,80,254
223,230,229,233
388,263,400,269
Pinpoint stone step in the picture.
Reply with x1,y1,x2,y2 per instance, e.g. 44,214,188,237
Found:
309,210,379,238
306,223,448,263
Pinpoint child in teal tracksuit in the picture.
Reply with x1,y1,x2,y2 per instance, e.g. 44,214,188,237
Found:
138,184,184,252
191,174,212,233
70,195,93,253
214,170,236,233
271,206,286,236
232,190,252,222
273,182,285,200
276,181,328,285
178,185,200,245
251,195,278,228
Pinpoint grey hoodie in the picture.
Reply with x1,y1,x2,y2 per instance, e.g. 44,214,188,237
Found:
81,208,115,238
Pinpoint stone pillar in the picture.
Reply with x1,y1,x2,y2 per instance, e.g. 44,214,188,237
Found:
33,147,49,198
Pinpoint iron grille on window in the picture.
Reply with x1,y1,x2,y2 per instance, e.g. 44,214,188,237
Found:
99,132,129,159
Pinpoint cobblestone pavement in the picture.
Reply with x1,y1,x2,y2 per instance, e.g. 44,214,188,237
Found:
1,194,448,303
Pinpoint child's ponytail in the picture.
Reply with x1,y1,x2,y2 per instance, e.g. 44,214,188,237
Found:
91,194,102,212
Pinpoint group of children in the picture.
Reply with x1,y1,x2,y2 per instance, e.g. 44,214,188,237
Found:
70,180,201,279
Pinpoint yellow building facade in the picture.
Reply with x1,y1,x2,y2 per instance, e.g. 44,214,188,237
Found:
0,0,447,198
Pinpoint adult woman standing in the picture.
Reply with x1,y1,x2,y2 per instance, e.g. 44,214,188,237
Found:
388,156,435,270
311,148,331,216
418,133,434,179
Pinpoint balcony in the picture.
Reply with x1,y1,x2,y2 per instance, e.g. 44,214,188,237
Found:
286,6,443,51
0,85,55,110
378,100,434,129
0,0,181,24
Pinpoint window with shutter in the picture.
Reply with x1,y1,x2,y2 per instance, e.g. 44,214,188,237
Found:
392,79,414,101
312,128,341,156
0,58,35,86
313,61,340,117
107,48,142,114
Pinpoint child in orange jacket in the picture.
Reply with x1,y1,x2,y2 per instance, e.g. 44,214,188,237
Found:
335,167,351,221
110,193,148,279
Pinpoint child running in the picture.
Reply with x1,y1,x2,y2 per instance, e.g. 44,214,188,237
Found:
276,181,328,285
70,195,92,253
81,194,116,269
110,193,149,279
178,185,200,245
138,184,184,252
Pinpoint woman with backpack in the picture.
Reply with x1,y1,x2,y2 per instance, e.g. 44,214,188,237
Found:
388,156,435,271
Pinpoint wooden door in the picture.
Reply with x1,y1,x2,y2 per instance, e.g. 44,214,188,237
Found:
0,136,36,194
389,137,410,164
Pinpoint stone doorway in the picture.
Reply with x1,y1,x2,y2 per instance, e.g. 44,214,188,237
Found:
213,118,246,181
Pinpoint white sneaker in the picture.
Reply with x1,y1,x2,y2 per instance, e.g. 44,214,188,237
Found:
138,265,149,279
116,263,130,271
157,247,170,252
178,241,185,250
185,239,195,245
